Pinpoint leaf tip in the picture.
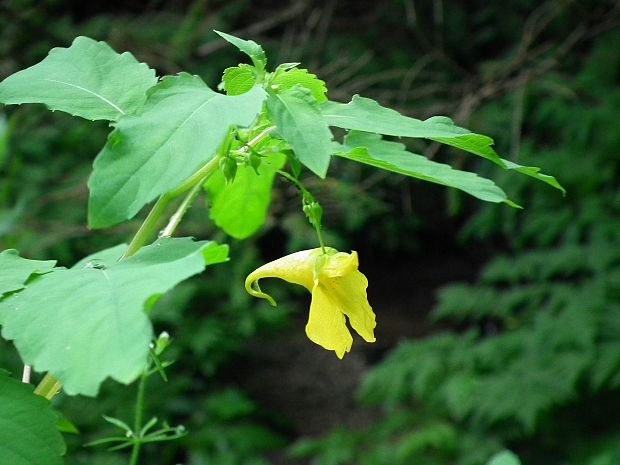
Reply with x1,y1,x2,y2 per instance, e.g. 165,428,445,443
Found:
504,199,523,209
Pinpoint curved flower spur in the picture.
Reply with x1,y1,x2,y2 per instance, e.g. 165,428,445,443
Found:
245,247,376,359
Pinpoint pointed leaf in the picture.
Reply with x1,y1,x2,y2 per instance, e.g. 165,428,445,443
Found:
323,96,487,143
336,132,512,205
88,74,266,228
222,65,257,96
323,96,564,192
0,36,157,121
55,413,79,434
214,31,267,70
271,68,327,103
0,250,56,296
500,158,565,194
205,152,286,239
0,238,228,396
0,371,65,465
266,87,333,177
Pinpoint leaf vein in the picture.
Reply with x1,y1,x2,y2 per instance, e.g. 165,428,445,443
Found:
43,78,126,116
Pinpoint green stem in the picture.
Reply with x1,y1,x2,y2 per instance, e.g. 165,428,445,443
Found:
129,371,148,465
121,156,221,260
231,126,276,157
159,181,203,238
246,126,275,148
276,169,303,191
160,157,221,237
312,220,326,254
168,155,220,198
120,195,174,260
276,170,327,254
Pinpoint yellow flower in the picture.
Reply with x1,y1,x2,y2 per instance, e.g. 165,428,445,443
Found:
245,247,376,359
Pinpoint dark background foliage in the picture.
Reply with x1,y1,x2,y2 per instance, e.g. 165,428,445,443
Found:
1,1,619,464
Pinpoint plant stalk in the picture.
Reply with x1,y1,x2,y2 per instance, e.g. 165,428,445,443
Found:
159,181,203,238
276,169,327,253
129,371,148,465
312,221,327,254
120,195,174,260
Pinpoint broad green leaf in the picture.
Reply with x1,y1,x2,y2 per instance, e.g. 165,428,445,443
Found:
214,30,267,71
222,64,256,95
0,36,157,121
205,152,286,239
336,132,512,205
0,250,56,296
88,73,266,228
0,371,65,465
0,238,228,396
271,68,327,103
266,86,333,177
323,96,564,193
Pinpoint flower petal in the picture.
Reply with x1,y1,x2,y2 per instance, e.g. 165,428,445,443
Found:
327,271,376,343
321,251,359,278
245,248,320,305
306,283,353,359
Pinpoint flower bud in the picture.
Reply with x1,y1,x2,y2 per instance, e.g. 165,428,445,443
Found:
248,151,262,174
219,156,237,184
303,201,323,228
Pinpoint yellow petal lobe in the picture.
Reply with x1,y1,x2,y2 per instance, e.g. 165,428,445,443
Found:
305,283,353,359
327,271,376,342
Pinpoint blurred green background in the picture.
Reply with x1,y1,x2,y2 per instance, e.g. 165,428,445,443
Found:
1,1,619,464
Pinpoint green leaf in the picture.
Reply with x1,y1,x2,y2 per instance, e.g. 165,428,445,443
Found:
323,96,564,193
0,238,228,396
214,30,267,71
222,64,257,96
0,36,157,121
486,450,522,465
500,158,565,194
55,413,79,434
205,152,286,239
88,73,266,228
335,132,512,205
0,250,56,296
323,96,491,146
0,371,65,465
266,86,333,177
271,68,327,103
